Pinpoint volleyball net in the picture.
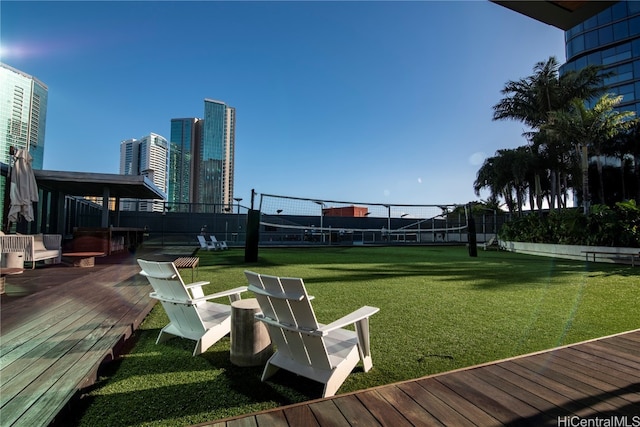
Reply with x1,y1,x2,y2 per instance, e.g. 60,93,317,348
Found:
256,193,470,244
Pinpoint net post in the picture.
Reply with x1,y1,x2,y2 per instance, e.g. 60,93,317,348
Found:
245,209,260,262
467,204,477,257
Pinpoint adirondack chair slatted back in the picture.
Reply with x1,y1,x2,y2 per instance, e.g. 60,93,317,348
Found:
245,272,293,361
245,271,331,370
138,259,206,335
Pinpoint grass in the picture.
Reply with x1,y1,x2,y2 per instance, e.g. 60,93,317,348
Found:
70,246,639,427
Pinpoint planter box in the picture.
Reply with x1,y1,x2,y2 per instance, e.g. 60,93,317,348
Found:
502,241,639,264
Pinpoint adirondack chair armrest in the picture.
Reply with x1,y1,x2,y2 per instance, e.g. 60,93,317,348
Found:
151,287,247,306
184,281,211,289
317,306,380,335
195,286,248,304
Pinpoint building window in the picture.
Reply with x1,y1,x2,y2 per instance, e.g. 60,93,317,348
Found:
613,21,629,41
585,30,599,50
630,16,640,37
599,26,614,45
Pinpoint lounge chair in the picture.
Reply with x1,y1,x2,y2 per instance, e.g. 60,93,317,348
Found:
138,259,247,355
197,235,217,251
210,235,228,250
244,270,379,397
482,236,499,250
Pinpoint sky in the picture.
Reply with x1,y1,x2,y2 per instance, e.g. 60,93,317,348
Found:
1,0,567,207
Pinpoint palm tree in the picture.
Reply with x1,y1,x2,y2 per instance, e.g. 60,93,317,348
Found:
492,56,608,210
474,148,535,214
474,154,517,213
544,94,636,212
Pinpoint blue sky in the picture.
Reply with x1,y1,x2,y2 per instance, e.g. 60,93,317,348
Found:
1,1,566,206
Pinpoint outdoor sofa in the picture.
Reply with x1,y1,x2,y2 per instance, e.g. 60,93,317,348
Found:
0,233,62,269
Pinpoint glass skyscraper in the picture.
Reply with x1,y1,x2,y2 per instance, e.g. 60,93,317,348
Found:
0,63,48,225
169,117,198,211
169,99,235,212
561,2,640,114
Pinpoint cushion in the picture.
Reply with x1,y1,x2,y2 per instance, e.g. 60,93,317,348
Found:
33,234,46,251
33,249,60,261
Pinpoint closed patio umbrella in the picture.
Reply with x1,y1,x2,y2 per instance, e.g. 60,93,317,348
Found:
7,148,39,225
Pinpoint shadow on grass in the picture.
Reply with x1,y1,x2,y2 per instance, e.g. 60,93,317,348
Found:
200,247,640,288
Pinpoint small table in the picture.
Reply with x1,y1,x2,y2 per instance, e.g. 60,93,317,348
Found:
230,298,273,367
3,252,24,270
62,252,105,267
174,257,199,281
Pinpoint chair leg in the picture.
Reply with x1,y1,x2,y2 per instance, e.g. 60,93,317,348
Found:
323,377,342,398
355,318,373,372
261,357,280,381
156,328,176,344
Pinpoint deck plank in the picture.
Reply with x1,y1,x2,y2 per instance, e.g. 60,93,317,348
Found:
414,376,501,426
397,381,475,426
353,389,417,425
332,394,382,426
434,371,531,425
307,400,351,427
560,346,640,380
374,384,445,426
465,366,557,423
255,411,289,427
281,405,321,426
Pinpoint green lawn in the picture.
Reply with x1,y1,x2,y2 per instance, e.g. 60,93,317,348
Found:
72,246,639,427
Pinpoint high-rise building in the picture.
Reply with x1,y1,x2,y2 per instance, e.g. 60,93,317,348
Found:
169,99,235,212
493,2,639,114
561,2,640,115
119,133,168,212
0,63,48,223
169,118,198,210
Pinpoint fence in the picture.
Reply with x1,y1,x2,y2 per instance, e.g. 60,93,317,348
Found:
43,194,509,248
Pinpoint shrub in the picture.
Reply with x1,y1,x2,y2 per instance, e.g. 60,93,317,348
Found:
498,200,640,247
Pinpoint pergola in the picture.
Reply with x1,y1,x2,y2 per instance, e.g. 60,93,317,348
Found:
1,163,165,234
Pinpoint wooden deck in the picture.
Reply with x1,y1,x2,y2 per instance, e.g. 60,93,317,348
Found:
0,246,195,427
202,329,640,426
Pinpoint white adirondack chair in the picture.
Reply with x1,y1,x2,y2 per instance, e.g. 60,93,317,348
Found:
210,235,228,250
197,235,217,251
138,259,247,356
244,270,379,397
482,236,499,251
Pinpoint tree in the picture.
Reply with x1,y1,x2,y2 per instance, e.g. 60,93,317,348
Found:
492,57,608,210
474,153,516,213
474,148,538,215
544,94,636,213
